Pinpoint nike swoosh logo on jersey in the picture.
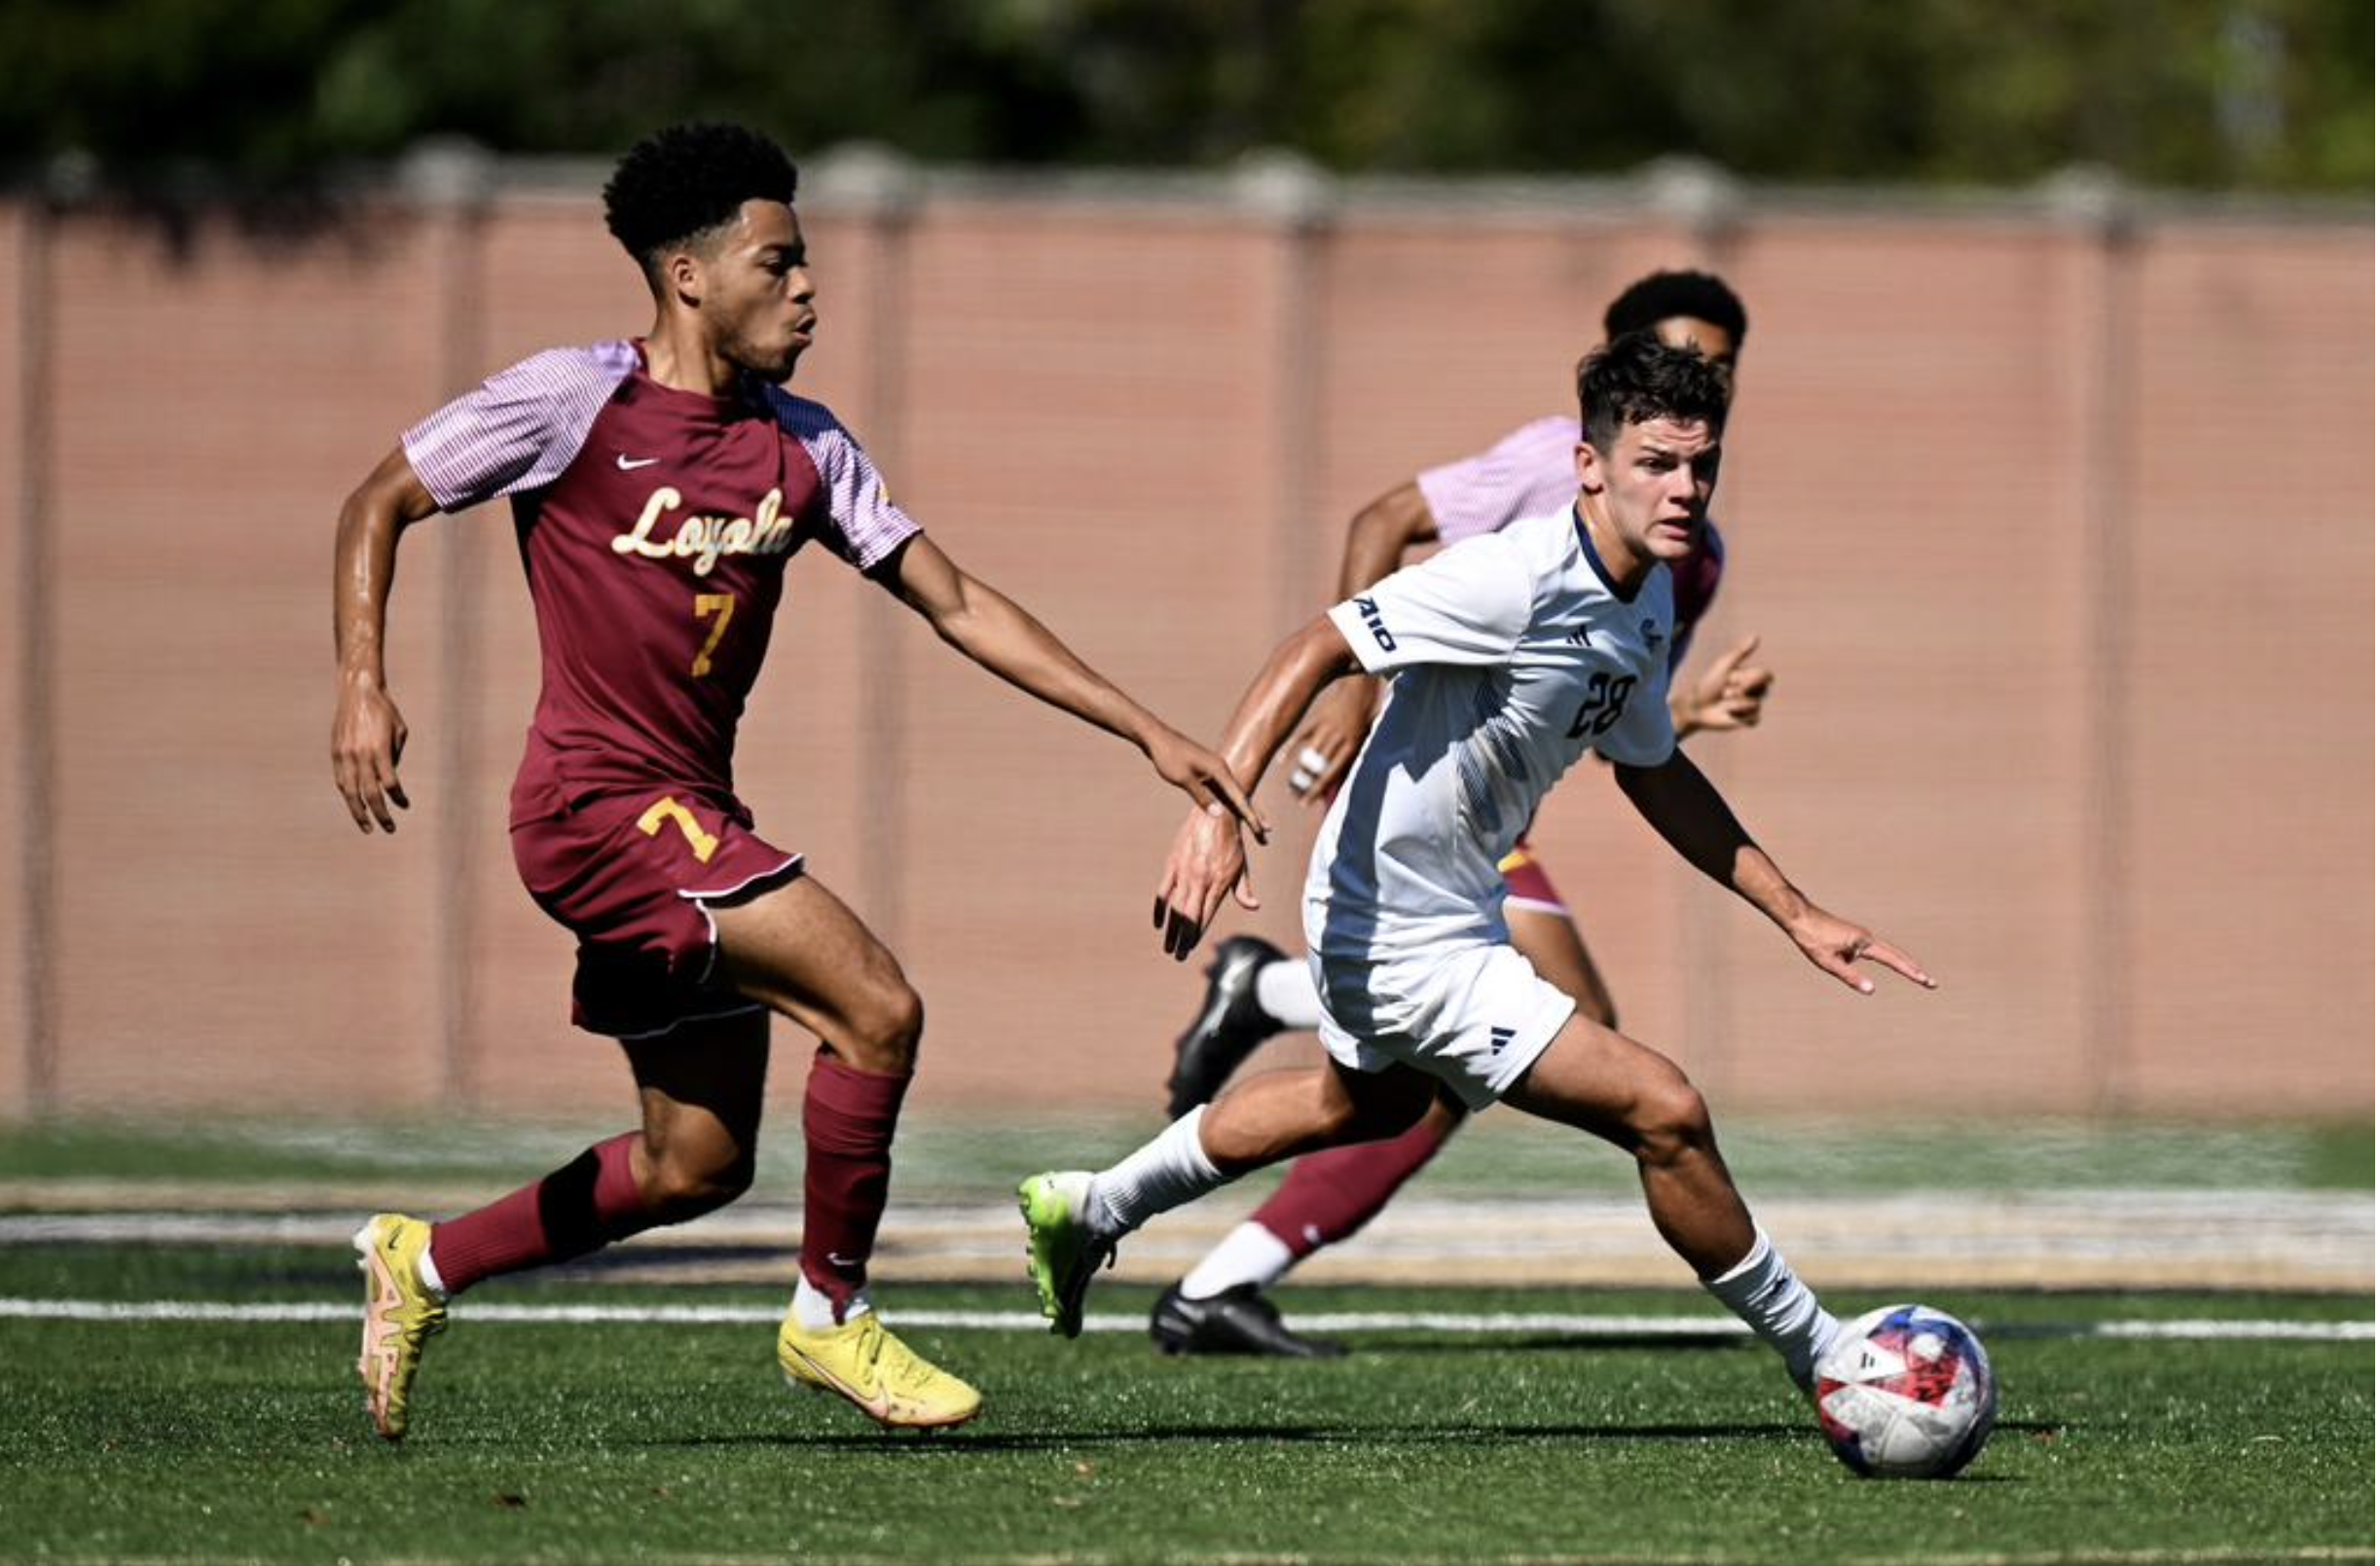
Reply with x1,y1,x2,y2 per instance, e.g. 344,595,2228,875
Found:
615,454,661,470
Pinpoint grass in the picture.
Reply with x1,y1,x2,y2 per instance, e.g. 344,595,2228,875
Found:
0,1112,2370,1199
0,1116,2369,1562
0,1246,2371,1565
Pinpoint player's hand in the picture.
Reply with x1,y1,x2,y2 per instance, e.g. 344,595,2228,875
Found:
1785,906,1935,996
1285,677,1376,807
1147,728,1269,845
332,675,411,834
1153,804,1257,961
1674,634,1774,738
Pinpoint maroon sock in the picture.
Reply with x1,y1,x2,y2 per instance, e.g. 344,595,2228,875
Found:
428,1132,652,1294
799,1051,911,1322
1250,1109,1463,1259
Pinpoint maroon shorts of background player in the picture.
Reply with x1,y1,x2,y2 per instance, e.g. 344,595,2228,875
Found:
510,774,803,1039
1497,837,1568,915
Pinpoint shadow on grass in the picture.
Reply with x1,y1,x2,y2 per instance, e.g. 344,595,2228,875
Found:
619,1418,1819,1453
1350,1331,1743,1357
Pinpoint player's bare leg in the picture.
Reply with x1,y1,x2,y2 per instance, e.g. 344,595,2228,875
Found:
1157,906,1610,1357
1502,1013,1839,1388
709,873,982,1430
712,874,923,1075
354,1013,767,1441
1501,1014,1750,1271
1024,1060,1435,1337
1507,905,1618,1030
618,1013,771,1216
1197,1058,1440,1172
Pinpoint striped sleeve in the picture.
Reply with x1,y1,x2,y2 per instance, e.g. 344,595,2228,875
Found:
1413,416,1582,544
768,395,922,571
401,342,639,512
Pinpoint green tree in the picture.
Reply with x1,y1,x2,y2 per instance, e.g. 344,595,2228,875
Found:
0,0,2366,194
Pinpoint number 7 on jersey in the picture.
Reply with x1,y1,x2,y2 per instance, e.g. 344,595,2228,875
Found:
692,592,736,677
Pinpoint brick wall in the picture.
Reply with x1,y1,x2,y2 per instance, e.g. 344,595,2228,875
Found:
2,164,2366,1120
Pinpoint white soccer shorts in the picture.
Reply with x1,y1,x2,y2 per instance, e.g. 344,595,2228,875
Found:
1312,940,1577,1111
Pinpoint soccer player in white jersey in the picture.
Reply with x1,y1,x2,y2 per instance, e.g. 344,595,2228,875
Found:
1155,272,1771,1357
1021,333,1935,1393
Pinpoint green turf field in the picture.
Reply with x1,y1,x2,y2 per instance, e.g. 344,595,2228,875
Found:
1,1117,2370,1564
0,1111,2369,1197
1,1253,2370,1565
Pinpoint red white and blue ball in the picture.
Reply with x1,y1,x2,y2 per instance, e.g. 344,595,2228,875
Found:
1812,1303,1996,1478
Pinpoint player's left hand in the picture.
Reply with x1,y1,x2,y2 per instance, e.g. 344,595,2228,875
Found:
1785,906,1935,995
1153,804,1257,961
1147,729,1269,845
1673,634,1774,738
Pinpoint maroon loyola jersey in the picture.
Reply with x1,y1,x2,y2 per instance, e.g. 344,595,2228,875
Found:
403,341,918,819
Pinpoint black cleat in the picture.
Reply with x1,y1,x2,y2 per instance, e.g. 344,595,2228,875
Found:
1164,935,1289,1118
1150,1282,1347,1359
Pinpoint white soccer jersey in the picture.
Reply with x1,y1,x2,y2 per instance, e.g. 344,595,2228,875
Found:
1304,506,1676,965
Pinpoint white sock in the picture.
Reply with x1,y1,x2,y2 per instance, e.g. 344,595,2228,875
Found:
1254,959,1325,1030
1703,1230,1840,1389
416,1243,451,1301
1179,1220,1297,1300
791,1274,873,1332
1088,1106,1230,1238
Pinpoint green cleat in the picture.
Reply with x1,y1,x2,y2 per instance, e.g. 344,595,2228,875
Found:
352,1213,447,1441
1017,1171,1116,1339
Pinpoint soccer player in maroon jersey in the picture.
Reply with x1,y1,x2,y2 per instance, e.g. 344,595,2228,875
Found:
1153,273,1772,1357
331,123,1261,1439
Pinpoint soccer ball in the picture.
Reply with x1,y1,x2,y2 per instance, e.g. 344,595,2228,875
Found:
1812,1303,1996,1478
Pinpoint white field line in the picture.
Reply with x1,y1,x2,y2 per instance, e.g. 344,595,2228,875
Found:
5,1188,2369,1291
0,1297,2368,1340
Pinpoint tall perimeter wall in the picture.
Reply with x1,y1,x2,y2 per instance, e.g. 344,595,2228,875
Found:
0,155,2367,1121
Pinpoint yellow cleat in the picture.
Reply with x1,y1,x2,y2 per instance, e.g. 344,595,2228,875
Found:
352,1213,447,1442
777,1307,983,1431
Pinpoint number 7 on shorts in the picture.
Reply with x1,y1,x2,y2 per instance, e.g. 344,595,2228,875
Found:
638,796,719,863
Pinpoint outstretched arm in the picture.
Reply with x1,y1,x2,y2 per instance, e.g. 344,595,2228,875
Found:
331,447,441,833
1155,615,1360,959
1288,481,1438,805
886,533,1264,836
1612,747,1934,995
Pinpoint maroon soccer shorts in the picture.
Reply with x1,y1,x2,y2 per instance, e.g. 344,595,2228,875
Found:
510,784,804,1038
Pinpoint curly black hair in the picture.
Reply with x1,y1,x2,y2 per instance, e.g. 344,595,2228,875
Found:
1602,270,1748,346
1575,330,1732,452
603,123,799,280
